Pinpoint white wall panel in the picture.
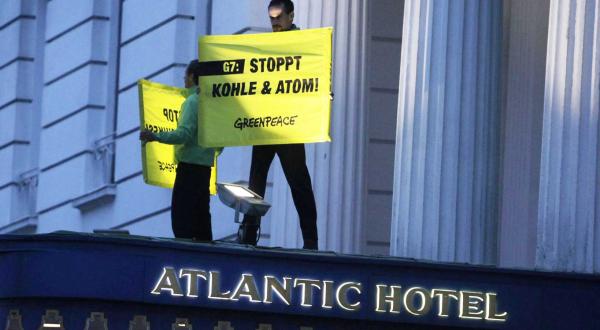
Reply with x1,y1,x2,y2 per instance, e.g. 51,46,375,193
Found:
116,87,140,135
121,0,193,42
0,61,33,107
36,204,82,233
216,146,253,182
118,20,194,90
39,109,105,169
210,0,270,35
0,145,28,186
114,131,141,182
44,19,109,84
77,200,117,233
0,0,36,27
41,64,107,126
111,175,172,226
209,199,245,240
45,0,109,41
37,156,89,212
0,186,18,227
119,210,173,238
0,19,35,65
0,103,29,145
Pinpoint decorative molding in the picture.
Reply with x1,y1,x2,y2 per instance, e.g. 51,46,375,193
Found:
0,14,36,31
120,14,194,47
71,184,116,212
171,318,192,329
129,315,150,330
84,312,108,330
42,104,105,129
0,215,38,234
118,63,187,93
233,26,271,35
0,56,34,71
5,309,24,330
46,15,110,44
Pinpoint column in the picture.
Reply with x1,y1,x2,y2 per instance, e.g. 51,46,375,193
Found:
537,0,600,273
267,0,369,253
390,0,502,264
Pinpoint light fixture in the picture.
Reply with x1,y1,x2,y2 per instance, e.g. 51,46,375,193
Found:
172,318,192,329
216,183,271,224
40,310,64,330
129,315,149,329
85,312,108,329
6,310,24,330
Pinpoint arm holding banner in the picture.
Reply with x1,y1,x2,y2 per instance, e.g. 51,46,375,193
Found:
155,96,196,145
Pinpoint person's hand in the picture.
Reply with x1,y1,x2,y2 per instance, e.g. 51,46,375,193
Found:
139,130,157,144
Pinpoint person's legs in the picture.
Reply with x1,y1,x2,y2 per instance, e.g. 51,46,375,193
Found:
171,162,212,241
171,163,192,239
239,145,276,244
192,164,213,241
278,144,318,249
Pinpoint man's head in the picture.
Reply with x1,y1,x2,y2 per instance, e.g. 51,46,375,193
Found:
185,60,201,88
268,0,294,32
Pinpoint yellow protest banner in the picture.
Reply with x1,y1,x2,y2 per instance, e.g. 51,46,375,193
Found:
197,27,332,147
138,79,217,194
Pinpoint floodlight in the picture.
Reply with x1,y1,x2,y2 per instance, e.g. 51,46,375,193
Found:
217,183,271,223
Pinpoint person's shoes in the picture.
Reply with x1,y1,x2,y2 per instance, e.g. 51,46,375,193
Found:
302,239,318,250
236,224,259,245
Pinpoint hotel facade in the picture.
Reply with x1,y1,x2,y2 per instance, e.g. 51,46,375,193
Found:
2,0,600,328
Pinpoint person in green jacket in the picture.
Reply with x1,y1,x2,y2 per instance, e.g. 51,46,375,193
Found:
140,60,220,241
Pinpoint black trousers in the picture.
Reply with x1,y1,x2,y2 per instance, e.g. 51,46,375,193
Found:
171,162,212,241
241,144,318,248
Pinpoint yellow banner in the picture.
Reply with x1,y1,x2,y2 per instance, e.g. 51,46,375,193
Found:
138,79,217,194
197,27,332,147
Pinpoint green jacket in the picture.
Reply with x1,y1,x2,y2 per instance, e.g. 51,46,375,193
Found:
155,87,221,167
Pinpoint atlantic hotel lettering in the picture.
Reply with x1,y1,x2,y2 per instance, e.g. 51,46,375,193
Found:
151,267,508,322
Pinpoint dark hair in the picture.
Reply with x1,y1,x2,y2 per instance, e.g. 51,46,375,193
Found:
268,0,294,14
186,60,202,86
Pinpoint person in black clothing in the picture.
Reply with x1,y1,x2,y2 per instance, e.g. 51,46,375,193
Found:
238,0,318,250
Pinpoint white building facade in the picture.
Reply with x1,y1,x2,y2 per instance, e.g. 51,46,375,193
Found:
1,0,599,274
